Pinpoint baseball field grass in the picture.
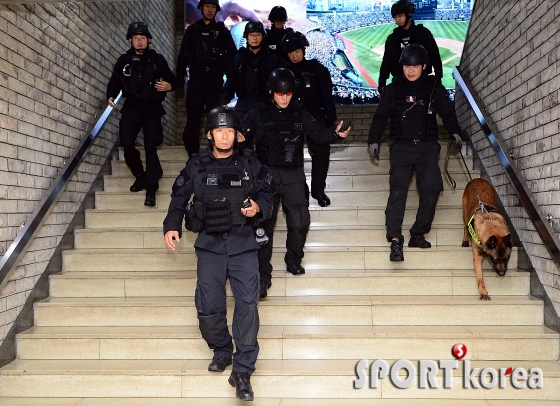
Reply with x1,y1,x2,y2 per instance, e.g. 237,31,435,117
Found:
339,20,469,88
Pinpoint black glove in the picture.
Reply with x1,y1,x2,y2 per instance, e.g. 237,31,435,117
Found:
368,143,379,159
451,134,462,150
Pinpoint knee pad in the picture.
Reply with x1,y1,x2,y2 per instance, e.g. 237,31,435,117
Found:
295,224,309,235
235,304,259,346
198,313,228,345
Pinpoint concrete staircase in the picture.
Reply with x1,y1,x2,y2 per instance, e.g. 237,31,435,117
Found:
0,143,559,405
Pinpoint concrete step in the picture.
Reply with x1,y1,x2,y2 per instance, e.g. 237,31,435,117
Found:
93,189,473,210
49,268,530,298
103,171,476,193
33,295,542,327
110,154,474,177
0,359,558,399
84,205,466,228
120,143,472,161
3,400,560,406
16,325,559,361
60,247,519,272
74,225,468,249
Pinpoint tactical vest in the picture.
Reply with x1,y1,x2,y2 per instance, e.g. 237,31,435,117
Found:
292,60,322,117
235,48,271,98
190,23,228,75
391,77,439,140
256,107,305,167
195,150,252,233
121,52,165,102
265,27,292,52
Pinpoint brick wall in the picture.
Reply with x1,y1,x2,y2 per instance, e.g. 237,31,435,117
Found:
456,0,560,323
0,1,177,347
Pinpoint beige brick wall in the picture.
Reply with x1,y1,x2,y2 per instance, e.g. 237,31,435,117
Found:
0,1,177,346
456,1,560,317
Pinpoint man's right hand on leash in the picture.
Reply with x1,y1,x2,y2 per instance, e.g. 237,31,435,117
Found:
451,134,462,150
368,143,379,159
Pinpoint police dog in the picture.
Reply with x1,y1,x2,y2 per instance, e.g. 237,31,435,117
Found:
462,178,512,300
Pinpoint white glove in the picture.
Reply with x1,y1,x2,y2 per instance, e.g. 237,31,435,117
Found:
451,134,462,150
368,143,379,158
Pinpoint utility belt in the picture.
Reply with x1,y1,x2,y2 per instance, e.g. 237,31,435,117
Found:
398,138,428,145
189,64,223,75
125,81,166,102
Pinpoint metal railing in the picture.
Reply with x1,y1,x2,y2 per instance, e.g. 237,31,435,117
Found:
0,92,123,293
453,67,560,265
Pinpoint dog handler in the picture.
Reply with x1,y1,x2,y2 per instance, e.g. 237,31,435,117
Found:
367,44,462,262
163,107,273,400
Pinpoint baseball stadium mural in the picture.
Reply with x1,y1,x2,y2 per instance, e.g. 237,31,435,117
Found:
184,0,472,103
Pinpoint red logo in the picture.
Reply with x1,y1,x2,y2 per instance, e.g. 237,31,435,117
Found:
452,343,467,360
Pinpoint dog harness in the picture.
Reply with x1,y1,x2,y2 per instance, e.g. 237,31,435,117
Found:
467,204,499,245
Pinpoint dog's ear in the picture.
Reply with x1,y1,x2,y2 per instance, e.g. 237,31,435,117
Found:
503,234,512,248
486,235,497,250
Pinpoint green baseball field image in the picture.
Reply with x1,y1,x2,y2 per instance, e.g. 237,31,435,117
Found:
339,20,469,88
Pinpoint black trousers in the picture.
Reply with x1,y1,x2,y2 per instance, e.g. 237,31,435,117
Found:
385,140,443,242
307,137,331,196
195,248,260,374
183,75,224,156
119,110,163,193
258,178,310,282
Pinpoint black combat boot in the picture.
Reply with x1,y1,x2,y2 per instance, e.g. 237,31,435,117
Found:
228,371,254,401
286,262,305,275
208,355,232,372
259,279,271,300
130,174,145,192
144,191,156,207
408,233,432,248
390,239,404,262
312,192,331,207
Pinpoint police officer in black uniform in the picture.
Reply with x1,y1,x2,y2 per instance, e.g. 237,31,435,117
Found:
242,68,351,299
163,107,273,401
221,21,279,121
368,44,462,262
177,0,237,156
265,6,293,57
378,0,442,95
281,31,337,207
107,22,176,207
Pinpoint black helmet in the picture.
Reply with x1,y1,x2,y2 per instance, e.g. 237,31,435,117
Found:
206,106,240,133
243,21,266,39
268,6,288,22
280,31,309,53
126,22,152,40
399,44,428,66
266,68,296,94
391,0,416,17
198,0,221,12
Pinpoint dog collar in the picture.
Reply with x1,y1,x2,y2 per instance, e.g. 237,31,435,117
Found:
467,213,481,245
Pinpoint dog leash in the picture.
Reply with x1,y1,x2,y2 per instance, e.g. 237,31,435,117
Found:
444,141,493,218
444,141,474,189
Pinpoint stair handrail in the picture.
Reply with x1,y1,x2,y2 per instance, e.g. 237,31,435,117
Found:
0,92,123,293
453,67,560,265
